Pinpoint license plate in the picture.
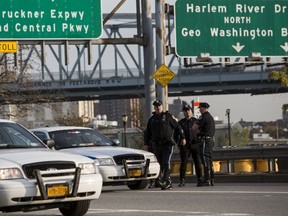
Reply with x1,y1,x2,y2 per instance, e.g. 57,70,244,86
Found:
129,169,142,177
47,185,69,197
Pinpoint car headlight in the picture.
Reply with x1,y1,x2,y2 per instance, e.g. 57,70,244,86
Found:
145,154,158,163
78,163,96,174
95,158,114,166
0,168,23,180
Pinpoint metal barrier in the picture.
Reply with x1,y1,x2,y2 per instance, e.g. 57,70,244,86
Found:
171,145,288,175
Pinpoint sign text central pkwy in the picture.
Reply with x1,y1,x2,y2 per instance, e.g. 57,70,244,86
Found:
175,0,288,57
0,0,102,39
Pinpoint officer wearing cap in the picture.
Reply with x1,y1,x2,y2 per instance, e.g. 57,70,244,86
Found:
195,102,215,186
177,104,203,187
145,100,186,190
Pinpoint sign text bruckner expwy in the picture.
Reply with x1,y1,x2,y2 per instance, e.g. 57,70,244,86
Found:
0,0,102,39
0,9,88,34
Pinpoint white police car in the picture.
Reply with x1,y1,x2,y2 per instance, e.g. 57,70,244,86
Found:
31,126,160,190
0,119,102,216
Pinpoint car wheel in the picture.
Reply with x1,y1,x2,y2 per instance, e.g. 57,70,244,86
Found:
59,200,90,216
127,180,148,190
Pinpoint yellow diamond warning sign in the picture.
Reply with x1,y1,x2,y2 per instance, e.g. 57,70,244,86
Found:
153,64,175,87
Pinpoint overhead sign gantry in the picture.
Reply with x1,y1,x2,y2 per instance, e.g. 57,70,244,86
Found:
175,0,288,57
0,0,102,39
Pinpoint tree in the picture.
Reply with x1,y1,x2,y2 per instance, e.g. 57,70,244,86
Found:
217,127,251,148
269,66,288,122
129,98,146,128
0,47,65,119
282,104,288,114
269,66,288,87
54,111,89,127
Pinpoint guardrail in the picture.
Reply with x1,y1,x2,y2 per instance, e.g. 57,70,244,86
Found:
171,145,288,175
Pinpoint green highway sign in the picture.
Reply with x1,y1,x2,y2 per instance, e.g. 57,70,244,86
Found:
0,0,102,39
175,0,288,57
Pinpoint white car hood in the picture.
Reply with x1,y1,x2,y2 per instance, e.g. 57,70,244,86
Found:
60,146,150,159
0,149,93,168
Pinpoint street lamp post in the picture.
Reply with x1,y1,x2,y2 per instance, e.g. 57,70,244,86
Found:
226,109,232,147
122,114,128,147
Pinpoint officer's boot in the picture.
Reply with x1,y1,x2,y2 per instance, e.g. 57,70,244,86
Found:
167,177,173,189
161,177,173,190
195,167,204,187
210,179,215,186
155,177,163,188
178,178,185,187
203,167,211,186
196,176,204,187
210,166,215,186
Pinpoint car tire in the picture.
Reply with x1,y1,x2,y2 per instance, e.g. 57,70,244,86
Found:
59,200,90,216
127,180,148,190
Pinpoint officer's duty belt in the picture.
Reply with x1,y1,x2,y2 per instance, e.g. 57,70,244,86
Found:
198,136,212,139
191,139,200,144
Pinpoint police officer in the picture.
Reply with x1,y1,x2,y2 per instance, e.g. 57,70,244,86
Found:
145,100,186,190
196,102,215,186
178,104,203,187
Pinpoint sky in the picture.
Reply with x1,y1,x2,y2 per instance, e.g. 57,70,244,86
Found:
102,1,288,123
169,93,287,123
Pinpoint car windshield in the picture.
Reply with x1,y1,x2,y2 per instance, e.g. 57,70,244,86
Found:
0,122,46,149
48,129,115,150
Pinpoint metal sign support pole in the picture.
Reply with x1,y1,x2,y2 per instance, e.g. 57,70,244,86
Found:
143,0,156,121
155,0,168,111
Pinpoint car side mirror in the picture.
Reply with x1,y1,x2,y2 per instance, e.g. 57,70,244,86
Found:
112,139,120,146
43,139,55,149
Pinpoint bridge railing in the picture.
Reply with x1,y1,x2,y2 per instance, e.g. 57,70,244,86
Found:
29,62,272,82
171,144,288,175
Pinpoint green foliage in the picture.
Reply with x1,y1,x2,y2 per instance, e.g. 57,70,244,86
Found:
217,135,227,148
261,124,281,139
269,66,288,87
240,128,251,144
269,67,288,117
231,128,251,146
217,127,251,147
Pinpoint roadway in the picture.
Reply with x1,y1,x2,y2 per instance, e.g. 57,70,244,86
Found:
3,183,288,216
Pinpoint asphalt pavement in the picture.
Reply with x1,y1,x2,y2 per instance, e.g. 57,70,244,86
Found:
2,182,288,216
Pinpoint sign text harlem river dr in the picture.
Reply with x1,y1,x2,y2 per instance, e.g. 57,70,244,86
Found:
175,0,288,57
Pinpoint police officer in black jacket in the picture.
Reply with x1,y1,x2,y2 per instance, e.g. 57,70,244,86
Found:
145,100,186,190
178,104,203,187
196,102,215,186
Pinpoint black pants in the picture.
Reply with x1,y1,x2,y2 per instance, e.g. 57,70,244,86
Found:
199,138,214,181
155,144,174,183
179,143,202,181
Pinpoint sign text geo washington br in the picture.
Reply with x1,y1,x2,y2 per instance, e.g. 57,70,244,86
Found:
175,0,288,57
0,0,102,39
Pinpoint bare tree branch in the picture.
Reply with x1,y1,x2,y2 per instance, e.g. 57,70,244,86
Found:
0,49,66,118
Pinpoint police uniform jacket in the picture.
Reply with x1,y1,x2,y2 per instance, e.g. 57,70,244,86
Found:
198,111,215,138
145,111,185,145
178,117,198,145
